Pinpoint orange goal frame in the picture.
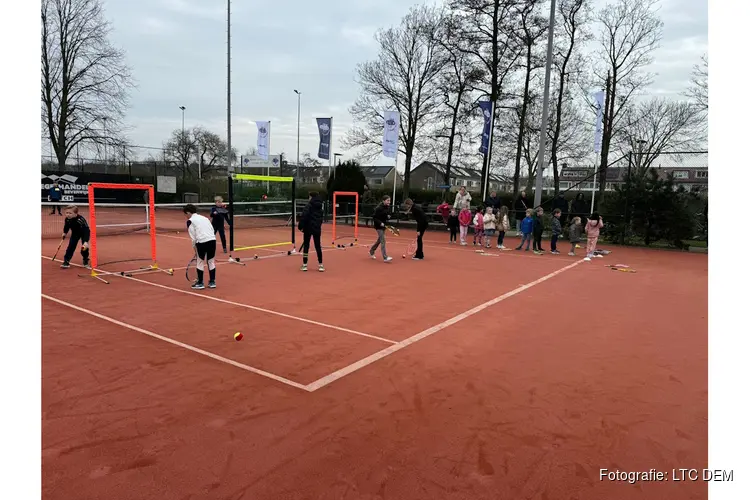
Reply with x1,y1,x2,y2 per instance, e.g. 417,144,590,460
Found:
331,191,359,246
86,183,159,283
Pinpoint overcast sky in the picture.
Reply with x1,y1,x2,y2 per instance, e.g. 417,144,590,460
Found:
75,0,706,167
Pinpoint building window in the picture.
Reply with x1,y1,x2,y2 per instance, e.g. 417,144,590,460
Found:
371,178,383,185
696,170,708,179
427,177,434,189
673,170,689,179
605,183,614,190
460,179,467,187
560,182,570,189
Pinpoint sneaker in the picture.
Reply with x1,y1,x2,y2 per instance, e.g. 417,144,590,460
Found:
191,281,205,290
460,242,467,246
60,262,70,269
551,250,560,255
83,262,92,269
301,264,308,272
208,281,216,289
594,254,604,258
412,256,423,261
533,250,542,255
500,245,506,249
496,245,501,249
369,253,376,260
384,256,393,263
568,252,575,256
223,248,227,254
318,264,325,272
525,248,530,251
583,257,591,262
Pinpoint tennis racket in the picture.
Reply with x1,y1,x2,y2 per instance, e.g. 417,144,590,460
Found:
185,253,197,283
405,238,417,257
386,225,400,236
51,236,65,261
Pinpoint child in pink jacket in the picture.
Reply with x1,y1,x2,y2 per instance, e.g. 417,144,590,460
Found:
458,202,472,245
584,212,604,261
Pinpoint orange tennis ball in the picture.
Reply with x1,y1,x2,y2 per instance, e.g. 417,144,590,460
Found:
234,332,243,341
402,254,406,259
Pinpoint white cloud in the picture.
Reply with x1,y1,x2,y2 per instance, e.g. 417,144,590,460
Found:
340,26,377,47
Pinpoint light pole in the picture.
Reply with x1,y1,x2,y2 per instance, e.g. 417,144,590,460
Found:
179,106,186,134
294,89,301,179
533,0,557,208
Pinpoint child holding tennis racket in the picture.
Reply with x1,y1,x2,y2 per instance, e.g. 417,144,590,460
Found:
482,207,496,248
60,205,90,269
183,204,217,289
369,195,393,262
584,213,604,261
472,207,485,246
298,191,325,272
404,198,428,260
210,196,231,253
458,202,472,245
496,206,510,249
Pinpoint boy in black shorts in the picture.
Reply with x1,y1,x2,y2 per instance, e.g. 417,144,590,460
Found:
183,204,217,290
60,205,90,269
297,191,325,272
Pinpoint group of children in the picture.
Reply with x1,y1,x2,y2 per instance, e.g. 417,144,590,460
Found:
443,202,604,261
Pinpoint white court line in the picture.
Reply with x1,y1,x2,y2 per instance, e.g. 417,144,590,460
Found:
40,255,396,345
304,259,585,392
41,293,309,391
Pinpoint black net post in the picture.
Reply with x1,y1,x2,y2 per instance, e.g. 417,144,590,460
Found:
291,177,297,248
228,174,234,252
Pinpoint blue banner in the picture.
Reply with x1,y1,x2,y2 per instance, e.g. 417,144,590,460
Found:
478,101,493,154
316,117,331,160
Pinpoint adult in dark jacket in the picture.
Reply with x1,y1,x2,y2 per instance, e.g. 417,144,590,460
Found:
569,193,588,223
404,198,428,260
552,193,568,220
484,191,501,212
48,181,64,215
514,191,529,233
297,192,325,271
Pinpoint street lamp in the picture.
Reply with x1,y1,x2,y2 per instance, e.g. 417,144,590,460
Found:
294,89,301,178
179,106,186,134
333,153,343,179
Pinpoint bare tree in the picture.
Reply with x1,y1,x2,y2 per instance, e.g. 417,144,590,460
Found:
511,0,548,196
593,0,663,200
549,0,591,193
685,53,708,113
41,0,133,169
616,98,704,173
163,127,235,179
449,0,523,195
429,18,485,193
343,5,447,197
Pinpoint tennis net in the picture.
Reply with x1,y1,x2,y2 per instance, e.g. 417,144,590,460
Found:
41,201,295,239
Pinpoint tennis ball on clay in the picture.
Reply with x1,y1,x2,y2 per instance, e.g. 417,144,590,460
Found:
402,254,406,259
234,332,243,341
254,254,258,259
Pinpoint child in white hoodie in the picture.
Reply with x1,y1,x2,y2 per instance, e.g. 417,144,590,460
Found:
482,206,497,248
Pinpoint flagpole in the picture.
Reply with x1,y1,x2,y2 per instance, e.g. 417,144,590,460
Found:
329,116,333,181
392,152,397,212
266,121,271,192
483,99,496,201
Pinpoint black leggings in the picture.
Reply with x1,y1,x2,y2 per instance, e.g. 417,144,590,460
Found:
302,231,323,264
195,240,217,283
213,225,226,250
533,232,543,251
64,235,89,264
497,230,505,246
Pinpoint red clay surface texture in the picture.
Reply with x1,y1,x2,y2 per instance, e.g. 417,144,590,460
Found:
42,226,708,500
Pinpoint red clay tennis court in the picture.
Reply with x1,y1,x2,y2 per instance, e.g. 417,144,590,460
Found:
41,219,708,499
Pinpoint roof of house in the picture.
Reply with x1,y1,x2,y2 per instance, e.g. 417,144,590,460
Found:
560,165,708,183
415,161,512,183
361,166,394,177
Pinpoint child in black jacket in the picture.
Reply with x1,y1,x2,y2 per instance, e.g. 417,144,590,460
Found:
447,209,459,243
404,198,427,260
532,206,545,254
369,195,392,262
298,192,325,272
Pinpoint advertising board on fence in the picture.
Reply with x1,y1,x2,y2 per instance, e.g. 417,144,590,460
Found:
157,175,177,194
41,172,152,203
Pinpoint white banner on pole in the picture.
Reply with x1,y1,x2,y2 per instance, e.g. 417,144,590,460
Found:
255,121,271,160
382,111,399,159
593,91,605,153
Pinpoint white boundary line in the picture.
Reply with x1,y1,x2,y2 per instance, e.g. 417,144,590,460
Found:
304,259,585,392
41,255,395,345
41,293,309,391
